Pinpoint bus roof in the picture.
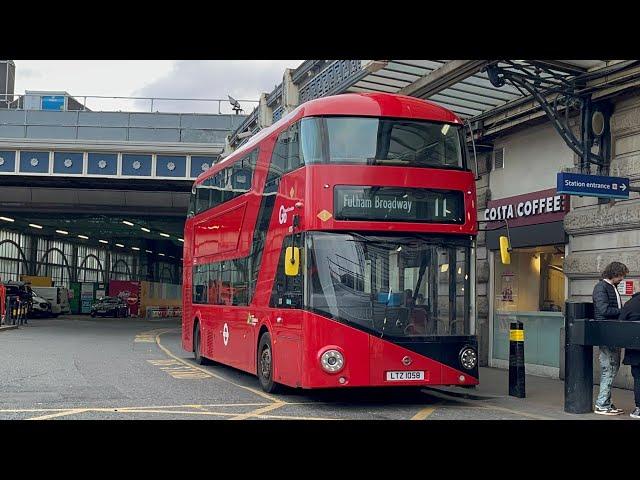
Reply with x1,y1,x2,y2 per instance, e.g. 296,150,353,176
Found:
196,92,463,184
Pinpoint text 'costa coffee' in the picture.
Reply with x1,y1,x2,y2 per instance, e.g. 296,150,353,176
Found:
485,194,564,221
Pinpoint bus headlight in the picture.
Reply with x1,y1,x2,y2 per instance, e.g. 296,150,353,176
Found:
459,347,477,370
320,349,345,373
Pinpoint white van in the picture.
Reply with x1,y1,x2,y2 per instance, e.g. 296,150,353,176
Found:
32,287,71,315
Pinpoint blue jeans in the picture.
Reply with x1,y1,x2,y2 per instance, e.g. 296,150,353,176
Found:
595,346,621,408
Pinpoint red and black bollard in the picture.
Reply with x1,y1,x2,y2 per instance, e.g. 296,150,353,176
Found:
509,321,526,398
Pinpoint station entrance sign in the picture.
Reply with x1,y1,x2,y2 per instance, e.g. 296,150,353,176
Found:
557,172,629,199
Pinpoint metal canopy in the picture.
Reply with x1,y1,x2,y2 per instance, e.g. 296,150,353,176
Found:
348,60,611,119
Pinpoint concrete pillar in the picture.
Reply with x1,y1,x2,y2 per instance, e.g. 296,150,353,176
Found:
222,135,234,157
475,172,491,366
282,68,299,114
257,93,273,129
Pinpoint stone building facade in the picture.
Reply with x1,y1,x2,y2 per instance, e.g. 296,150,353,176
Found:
474,86,640,390
563,91,640,389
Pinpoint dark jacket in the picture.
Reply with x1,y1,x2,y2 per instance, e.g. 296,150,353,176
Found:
592,280,621,321
620,292,640,366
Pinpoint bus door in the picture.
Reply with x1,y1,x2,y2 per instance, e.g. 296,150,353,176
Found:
269,240,303,387
216,261,255,372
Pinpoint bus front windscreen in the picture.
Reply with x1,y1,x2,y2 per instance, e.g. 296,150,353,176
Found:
305,232,471,338
300,116,465,169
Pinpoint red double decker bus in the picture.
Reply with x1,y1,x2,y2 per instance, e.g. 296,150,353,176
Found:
182,92,478,392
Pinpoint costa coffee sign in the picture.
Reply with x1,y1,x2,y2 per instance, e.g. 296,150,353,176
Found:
484,188,569,228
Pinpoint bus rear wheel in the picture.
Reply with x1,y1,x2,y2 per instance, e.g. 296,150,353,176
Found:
193,322,209,365
257,332,280,393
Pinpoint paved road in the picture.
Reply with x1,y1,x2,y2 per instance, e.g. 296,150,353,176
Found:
0,316,628,420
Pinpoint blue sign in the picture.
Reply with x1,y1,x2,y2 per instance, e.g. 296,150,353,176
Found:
41,95,65,111
557,172,629,199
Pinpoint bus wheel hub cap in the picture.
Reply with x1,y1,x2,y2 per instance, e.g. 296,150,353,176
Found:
261,348,271,378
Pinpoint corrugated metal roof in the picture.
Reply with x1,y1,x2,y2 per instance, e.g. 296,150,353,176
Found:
347,60,611,119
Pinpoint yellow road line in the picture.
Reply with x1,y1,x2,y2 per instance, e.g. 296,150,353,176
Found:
20,405,333,420
230,402,286,420
111,409,240,417
155,329,282,403
411,407,436,420
0,408,72,413
1,403,339,420
473,404,553,420
249,413,336,420
28,409,89,420
422,389,555,420
426,401,554,420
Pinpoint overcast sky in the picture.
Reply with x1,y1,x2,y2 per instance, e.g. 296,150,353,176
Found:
12,60,303,114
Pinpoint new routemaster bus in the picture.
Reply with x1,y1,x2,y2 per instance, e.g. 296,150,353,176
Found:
183,92,478,392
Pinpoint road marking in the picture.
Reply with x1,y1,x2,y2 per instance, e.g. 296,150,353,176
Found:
2,404,336,421
411,407,436,420
148,359,181,366
147,358,213,379
472,404,553,420
230,402,286,420
155,329,282,403
420,390,555,420
28,408,90,420
135,335,156,343
135,329,171,343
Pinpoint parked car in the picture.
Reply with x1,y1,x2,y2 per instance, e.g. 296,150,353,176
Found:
90,296,130,318
30,295,55,318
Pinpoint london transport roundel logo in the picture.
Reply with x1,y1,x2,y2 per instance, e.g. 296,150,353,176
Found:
223,322,229,346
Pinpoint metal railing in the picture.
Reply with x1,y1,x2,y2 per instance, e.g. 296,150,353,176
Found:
0,93,259,115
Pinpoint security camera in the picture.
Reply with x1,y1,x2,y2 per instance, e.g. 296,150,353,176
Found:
228,95,243,114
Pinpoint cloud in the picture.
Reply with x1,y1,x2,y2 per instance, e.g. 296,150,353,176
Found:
133,60,303,114
15,67,42,80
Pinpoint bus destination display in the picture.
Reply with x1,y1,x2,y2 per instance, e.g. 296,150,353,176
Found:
334,186,464,223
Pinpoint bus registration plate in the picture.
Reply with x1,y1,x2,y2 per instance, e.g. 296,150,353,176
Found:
386,371,424,381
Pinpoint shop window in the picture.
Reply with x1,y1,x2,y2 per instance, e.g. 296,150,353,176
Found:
493,247,565,313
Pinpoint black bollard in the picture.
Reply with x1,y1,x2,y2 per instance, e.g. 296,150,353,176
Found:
564,302,594,413
509,321,526,398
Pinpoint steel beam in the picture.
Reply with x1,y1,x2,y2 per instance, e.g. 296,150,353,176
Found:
398,60,490,98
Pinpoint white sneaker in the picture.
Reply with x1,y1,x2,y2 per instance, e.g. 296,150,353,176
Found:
594,404,623,415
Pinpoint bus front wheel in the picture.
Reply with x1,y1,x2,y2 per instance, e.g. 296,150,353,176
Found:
257,332,280,393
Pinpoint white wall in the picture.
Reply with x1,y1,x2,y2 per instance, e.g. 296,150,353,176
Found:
490,122,575,200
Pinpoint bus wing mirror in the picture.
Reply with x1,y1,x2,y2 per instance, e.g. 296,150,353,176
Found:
499,236,511,265
285,247,300,276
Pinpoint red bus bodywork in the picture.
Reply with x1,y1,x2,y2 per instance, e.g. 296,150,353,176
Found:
183,93,478,390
